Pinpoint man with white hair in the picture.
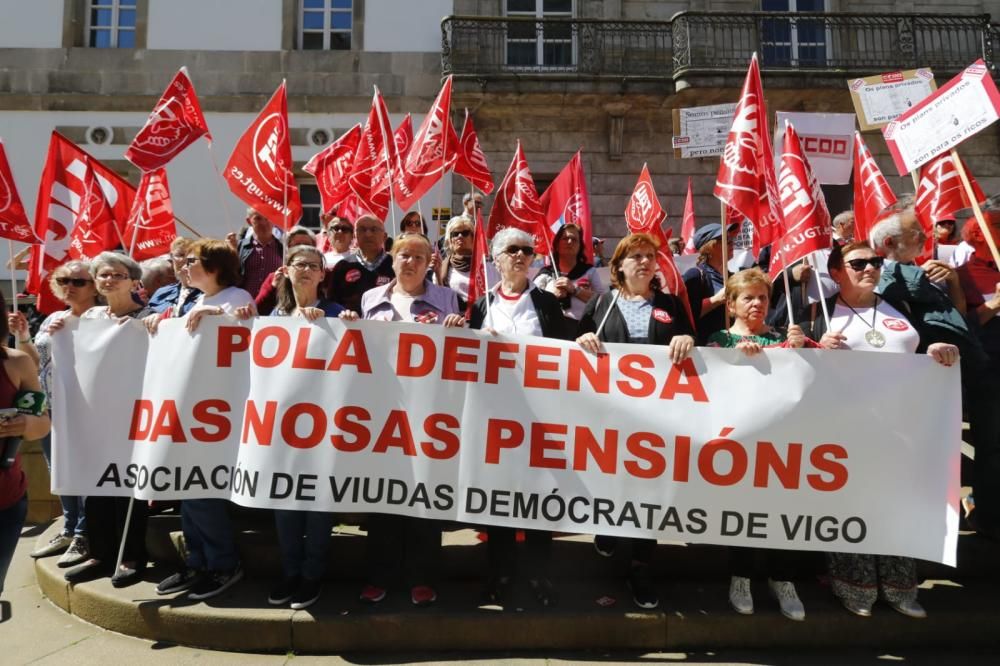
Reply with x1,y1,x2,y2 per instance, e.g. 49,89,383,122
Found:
832,211,854,245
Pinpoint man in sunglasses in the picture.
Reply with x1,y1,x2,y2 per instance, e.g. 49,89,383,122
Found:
321,216,355,269
322,214,394,314
461,192,486,221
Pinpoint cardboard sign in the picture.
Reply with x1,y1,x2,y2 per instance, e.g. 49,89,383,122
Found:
672,103,738,159
882,60,1000,175
774,112,856,185
848,68,936,131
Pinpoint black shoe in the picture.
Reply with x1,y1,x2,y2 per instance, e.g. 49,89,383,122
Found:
268,576,300,606
594,535,617,558
627,565,659,610
290,578,322,610
64,558,108,583
156,568,203,595
110,562,144,588
484,576,512,608
529,577,557,607
187,563,244,601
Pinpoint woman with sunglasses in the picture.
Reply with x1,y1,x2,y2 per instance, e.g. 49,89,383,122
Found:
435,216,495,310
576,233,695,611
468,227,574,609
323,217,355,269
534,223,605,320
51,253,155,587
798,241,958,619
8,262,99,569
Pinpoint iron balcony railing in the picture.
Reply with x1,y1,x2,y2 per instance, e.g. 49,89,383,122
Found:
442,13,993,80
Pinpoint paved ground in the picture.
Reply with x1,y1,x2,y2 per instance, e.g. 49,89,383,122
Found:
2,523,998,665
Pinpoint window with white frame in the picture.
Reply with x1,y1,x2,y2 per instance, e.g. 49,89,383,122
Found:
761,0,828,66
300,0,353,50
87,0,136,48
505,0,574,68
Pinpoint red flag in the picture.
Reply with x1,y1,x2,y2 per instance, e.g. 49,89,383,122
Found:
465,210,491,319
714,53,783,251
852,132,896,242
768,122,832,279
123,168,177,260
0,139,37,243
681,177,697,254
453,110,494,195
303,124,361,215
373,114,412,207
395,78,461,209
915,152,984,241
485,142,549,254
624,165,695,329
348,88,396,222
28,132,135,311
393,114,414,163
125,67,211,172
224,81,301,230
539,151,593,262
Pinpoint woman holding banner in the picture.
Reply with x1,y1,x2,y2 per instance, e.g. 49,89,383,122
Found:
706,267,811,621
10,261,99,568
56,252,154,586
576,232,695,610
347,232,464,607
254,226,318,315
534,223,605,321
804,241,958,619
469,227,573,609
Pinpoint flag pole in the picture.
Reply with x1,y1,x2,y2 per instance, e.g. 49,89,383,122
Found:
7,240,17,313
781,266,795,327
114,497,135,581
373,86,398,238
720,201,730,329
811,251,832,332
594,290,621,339
206,142,237,235
951,148,1000,267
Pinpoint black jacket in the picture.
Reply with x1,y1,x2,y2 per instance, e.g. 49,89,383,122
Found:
469,287,574,340
578,290,694,345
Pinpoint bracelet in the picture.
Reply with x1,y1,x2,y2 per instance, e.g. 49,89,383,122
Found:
16,337,31,344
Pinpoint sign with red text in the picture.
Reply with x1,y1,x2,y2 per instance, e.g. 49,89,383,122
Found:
882,60,1000,175
774,112,856,185
52,318,961,564
848,68,936,131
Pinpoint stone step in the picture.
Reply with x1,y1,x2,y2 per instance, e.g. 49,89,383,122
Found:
33,527,1000,653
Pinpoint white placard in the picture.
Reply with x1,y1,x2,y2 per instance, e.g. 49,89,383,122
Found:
848,69,936,131
672,103,738,159
773,112,856,185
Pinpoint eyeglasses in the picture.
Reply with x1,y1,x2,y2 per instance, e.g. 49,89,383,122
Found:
330,225,354,234
289,262,322,272
183,257,200,266
450,229,473,239
170,254,187,261
55,277,93,287
844,257,885,271
96,272,129,282
503,245,535,257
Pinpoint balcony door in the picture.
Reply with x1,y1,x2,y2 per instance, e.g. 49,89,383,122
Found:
761,0,828,67
505,0,574,70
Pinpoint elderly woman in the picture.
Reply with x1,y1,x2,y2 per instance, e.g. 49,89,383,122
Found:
0,290,52,597
150,239,253,601
534,223,605,320
435,216,483,309
147,237,202,317
468,227,573,608
255,226,318,315
342,233,463,607
800,241,959,619
706,268,811,621
682,223,736,343
577,233,695,610
8,261,99,568
47,253,155,586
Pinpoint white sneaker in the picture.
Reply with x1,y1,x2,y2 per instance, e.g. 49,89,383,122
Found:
769,579,805,621
31,533,72,558
729,576,753,614
56,535,89,568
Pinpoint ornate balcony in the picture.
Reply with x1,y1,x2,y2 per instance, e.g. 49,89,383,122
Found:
442,12,994,85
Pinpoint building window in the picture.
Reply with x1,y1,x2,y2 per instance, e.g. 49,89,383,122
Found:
87,0,136,48
300,0,353,50
505,0,574,69
761,0,828,67
299,183,322,231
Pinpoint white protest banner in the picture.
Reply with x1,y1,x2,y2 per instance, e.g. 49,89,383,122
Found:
672,103,738,159
52,317,961,565
882,60,1000,176
848,68,936,131
773,112,856,185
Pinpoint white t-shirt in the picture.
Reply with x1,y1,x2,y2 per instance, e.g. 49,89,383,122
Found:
830,299,919,354
447,267,471,299
483,288,542,337
949,241,975,268
388,292,417,322
324,250,351,269
196,286,255,314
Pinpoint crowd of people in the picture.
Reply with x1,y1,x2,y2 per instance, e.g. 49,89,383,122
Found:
1,189,997,623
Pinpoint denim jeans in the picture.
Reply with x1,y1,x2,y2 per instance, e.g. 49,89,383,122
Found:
180,499,239,572
0,495,28,596
274,510,334,580
40,433,85,536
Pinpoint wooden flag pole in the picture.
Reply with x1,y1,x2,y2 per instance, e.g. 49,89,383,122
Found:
951,148,1000,267
782,267,795,327
205,142,237,235
7,240,18,313
720,200,730,329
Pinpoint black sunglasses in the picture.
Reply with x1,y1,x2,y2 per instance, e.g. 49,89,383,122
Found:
331,224,353,233
55,277,93,287
936,220,956,227
845,257,885,271
504,245,535,256
450,229,473,239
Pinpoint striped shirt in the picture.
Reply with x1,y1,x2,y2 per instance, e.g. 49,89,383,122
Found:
241,235,283,298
